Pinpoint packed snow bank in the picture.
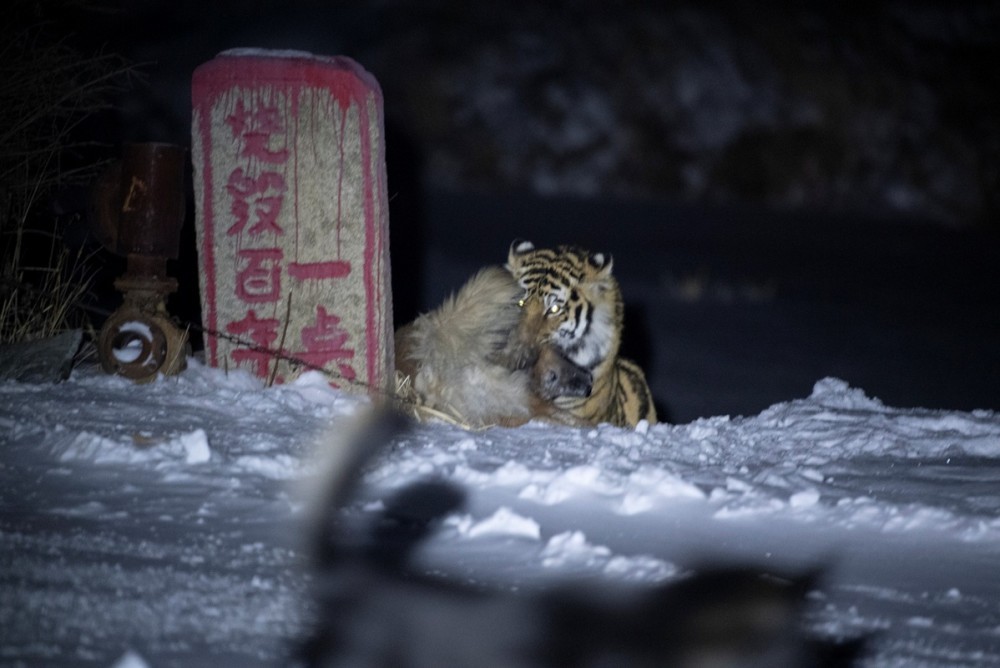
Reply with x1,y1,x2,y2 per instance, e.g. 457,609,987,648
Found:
1,360,998,666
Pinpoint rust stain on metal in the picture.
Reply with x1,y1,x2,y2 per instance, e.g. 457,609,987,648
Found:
121,176,147,213
93,142,190,382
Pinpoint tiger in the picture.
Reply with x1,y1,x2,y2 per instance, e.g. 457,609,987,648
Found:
505,240,657,428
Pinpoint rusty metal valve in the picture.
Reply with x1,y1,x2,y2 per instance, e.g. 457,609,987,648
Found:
94,143,189,382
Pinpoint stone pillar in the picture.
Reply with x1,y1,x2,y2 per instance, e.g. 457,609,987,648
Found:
191,49,393,392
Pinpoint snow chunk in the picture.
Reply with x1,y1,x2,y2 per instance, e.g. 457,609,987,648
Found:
714,498,788,519
907,616,935,628
454,437,477,451
603,554,678,582
628,468,706,500
615,469,705,514
455,507,541,540
49,501,127,521
540,531,676,581
491,461,537,486
790,489,821,508
517,465,623,505
110,322,153,364
53,429,213,467
810,377,884,410
233,454,300,479
686,416,730,440
540,530,610,569
179,428,211,464
288,370,346,402
600,429,646,448
110,650,152,668
182,356,263,391
618,492,655,514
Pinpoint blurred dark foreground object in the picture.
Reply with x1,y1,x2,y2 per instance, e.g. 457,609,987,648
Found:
0,329,82,383
295,408,869,667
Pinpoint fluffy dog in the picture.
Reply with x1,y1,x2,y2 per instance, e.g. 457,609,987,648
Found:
395,266,591,428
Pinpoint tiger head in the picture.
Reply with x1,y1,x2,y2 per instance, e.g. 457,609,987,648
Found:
505,240,623,372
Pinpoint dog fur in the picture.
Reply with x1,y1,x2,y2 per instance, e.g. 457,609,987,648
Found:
395,266,591,428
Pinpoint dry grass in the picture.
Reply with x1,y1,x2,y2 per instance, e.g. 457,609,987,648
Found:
393,370,479,429
0,235,96,343
1,3,135,345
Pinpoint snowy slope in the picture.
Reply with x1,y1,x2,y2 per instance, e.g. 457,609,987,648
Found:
2,361,1000,666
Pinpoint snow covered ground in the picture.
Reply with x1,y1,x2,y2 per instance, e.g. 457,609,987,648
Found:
3,359,1000,667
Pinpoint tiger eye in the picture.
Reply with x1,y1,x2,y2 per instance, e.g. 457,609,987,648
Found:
549,304,561,314
517,299,526,308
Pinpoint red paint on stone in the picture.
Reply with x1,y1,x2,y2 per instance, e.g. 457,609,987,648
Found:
288,261,351,281
192,49,393,390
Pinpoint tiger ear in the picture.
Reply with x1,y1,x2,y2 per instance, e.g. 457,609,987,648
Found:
507,239,535,270
588,251,613,276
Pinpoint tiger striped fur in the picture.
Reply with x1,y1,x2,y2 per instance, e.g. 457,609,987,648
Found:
505,240,657,428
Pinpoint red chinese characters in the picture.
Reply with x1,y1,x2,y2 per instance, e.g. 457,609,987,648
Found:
294,306,357,384
225,100,289,163
235,248,282,303
225,310,279,378
225,101,288,238
220,99,356,384
226,168,285,237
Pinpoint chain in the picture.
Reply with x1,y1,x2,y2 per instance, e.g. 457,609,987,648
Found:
193,315,415,409
181,313,401,400
4,274,399,399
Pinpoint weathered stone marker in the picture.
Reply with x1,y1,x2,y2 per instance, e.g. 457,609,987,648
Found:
191,49,393,391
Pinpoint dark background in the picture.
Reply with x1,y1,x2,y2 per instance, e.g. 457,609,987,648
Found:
11,0,1000,422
